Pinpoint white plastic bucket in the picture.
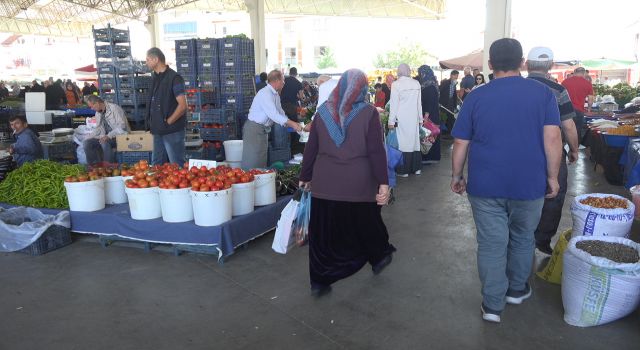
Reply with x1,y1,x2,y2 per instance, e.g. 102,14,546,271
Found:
232,181,255,216
104,176,128,205
254,172,276,206
191,188,233,226
227,160,242,169
125,187,162,220
223,140,243,162
159,188,193,223
64,178,106,212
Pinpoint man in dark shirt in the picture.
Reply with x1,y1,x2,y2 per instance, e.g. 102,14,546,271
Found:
8,115,43,166
30,80,45,93
44,80,67,110
439,70,459,136
280,67,304,153
146,47,188,165
526,46,580,255
459,67,475,100
82,82,92,96
255,72,268,92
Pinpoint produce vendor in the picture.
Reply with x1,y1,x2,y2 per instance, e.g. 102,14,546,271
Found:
8,115,43,166
146,47,188,165
241,70,303,169
84,95,130,165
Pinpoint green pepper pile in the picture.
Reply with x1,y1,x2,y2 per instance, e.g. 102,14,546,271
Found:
0,160,85,209
276,165,301,196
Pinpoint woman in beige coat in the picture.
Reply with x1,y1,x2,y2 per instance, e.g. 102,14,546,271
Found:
388,63,423,176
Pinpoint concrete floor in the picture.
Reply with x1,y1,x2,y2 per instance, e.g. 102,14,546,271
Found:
1,145,639,350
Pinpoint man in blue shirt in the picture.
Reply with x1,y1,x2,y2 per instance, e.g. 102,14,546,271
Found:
450,38,562,323
8,115,43,166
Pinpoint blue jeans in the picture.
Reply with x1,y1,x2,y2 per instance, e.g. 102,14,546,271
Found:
467,195,544,311
83,138,116,165
152,129,185,165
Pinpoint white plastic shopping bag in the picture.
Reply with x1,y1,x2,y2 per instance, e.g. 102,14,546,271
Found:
272,195,301,254
0,207,70,252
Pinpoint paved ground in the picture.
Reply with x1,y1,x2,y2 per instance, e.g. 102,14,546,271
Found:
1,146,639,350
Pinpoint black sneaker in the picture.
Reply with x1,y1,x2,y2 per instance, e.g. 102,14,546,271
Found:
506,283,532,305
536,243,553,256
372,254,393,275
310,283,332,298
480,303,501,323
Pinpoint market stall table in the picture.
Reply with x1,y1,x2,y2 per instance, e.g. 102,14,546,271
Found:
1,195,291,262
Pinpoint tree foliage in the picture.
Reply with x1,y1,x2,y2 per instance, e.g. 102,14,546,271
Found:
373,43,435,69
317,47,337,69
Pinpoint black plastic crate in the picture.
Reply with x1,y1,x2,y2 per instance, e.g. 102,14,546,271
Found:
134,76,153,89
219,92,253,113
185,147,203,160
181,74,198,89
93,27,130,43
117,75,134,89
196,38,218,56
97,63,116,76
186,89,217,107
203,142,225,160
268,147,291,164
175,39,197,57
199,108,235,124
219,56,255,74
95,44,131,58
218,37,254,55
199,125,236,141
117,151,152,164
219,75,255,94
18,225,72,256
269,124,291,149
101,92,117,103
42,142,76,160
52,115,73,129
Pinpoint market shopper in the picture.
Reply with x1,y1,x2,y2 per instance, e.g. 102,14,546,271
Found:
473,73,486,89
83,95,130,165
45,79,67,110
526,47,580,255
383,74,394,105
450,38,562,323
8,115,43,167
439,70,459,137
241,70,303,169
417,65,441,164
65,82,81,108
562,67,594,142
280,67,305,154
255,72,268,92
145,47,188,165
388,63,423,176
459,67,475,100
300,68,396,297
373,83,386,108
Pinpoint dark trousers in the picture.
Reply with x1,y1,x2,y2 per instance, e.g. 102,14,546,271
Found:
534,152,568,245
282,102,304,154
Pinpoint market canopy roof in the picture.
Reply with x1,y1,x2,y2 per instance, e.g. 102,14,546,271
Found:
0,0,446,37
580,58,637,71
439,50,482,70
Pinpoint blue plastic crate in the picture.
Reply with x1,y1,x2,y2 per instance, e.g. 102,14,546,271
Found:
197,76,218,91
175,39,197,57
218,37,254,55
186,89,217,107
42,142,76,161
101,92,117,103
197,56,219,75
219,93,253,113
199,125,237,141
219,74,255,94
95,44,131,58
99,77,116,90
196,39,218,57
117,151,152,164
117,75,135,89
93,27,130,43
97,63,116,76
181,74,198,89
176,57,197,76
219,56,255,74
185,147,203,160
18,225,72,256
134,76,153,89
267,147,291,164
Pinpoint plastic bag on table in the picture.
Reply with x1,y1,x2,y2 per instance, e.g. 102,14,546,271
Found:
292,190,311,246
0,207,70,252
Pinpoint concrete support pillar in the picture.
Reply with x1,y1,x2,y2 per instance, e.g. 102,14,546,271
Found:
245,0,267,74
483,0,512,75
145,12,162,48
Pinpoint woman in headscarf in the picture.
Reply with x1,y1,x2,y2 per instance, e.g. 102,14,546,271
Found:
388,63,423,176
300,69,396,297
418,65,442,163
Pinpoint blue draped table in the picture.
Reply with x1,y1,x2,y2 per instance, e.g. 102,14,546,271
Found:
1,195,291,260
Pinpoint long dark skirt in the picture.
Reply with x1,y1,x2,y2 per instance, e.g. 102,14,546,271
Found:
309,197,396,286
422,136,441,162
396,151,422,174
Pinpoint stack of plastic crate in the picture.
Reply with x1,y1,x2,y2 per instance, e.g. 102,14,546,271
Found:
93,24,131,104
175,39,198,89
94,24,151,130
216,37,256,135
198,108,236,161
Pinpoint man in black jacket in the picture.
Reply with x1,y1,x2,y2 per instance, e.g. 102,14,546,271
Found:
145,47,188,165
439,70,459,136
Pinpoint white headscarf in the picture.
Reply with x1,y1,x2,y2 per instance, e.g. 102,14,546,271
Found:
397,63,411,78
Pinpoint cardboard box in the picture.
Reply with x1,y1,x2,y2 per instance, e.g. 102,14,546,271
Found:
116,131,153,152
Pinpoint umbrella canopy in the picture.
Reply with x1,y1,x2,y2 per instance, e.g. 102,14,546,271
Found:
580,58,636,70
439,50,483,70
74,64,97,73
